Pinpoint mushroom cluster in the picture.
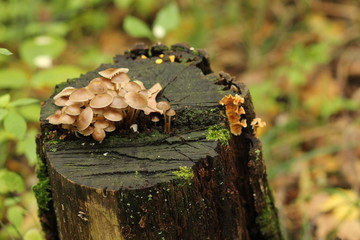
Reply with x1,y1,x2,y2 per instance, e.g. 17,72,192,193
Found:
47,67,176,142
219,94,247,135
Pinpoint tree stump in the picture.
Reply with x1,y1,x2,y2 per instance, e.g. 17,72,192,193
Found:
35,43,283,240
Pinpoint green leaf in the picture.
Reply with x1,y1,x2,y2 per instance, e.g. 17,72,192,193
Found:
19,36,66,68
0,94,10,107
4,111,27,140
31,65,83,88
153,2,180,32
0,169,25,194
17,104,40,122
7,205,24,228
0,48,13,55
0,69,27,89
0,109,8,121
10,98,38,107
24,229,44,240
123,16,153,39
16,129,38,166
114,0,134,8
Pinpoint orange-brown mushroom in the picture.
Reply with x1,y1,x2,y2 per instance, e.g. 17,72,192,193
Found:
89,93,113,108
92,127,106,142
69,88,95,103
103,108,123,122
76,107,93,131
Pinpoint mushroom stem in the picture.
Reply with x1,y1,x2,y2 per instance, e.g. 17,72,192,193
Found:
126,107,135,128
164,115,171,134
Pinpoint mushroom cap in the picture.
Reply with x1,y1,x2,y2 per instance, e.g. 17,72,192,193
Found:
124,82,141,92
118,88,126,97
59,114,76,125
92,127,106,142
89,93,113,108
64,104,82,116
166,109,176,117
92,107,105,115
111,72,131,85
54,96,69,107
139,89,149,98
156,101,171,111
148,83,162,95
98,68,129,79
69,88,95,102
76,107,93,131
133,80,146,89
46,110,62,124
103,108,123,121
110,96,128,109
105,122,116,132
125,92,148,110
94,119,110,129
91,77,114,90
107,89,118,97
87,78,108,94
151,116,160,122
229,123,243,136
53,87,76,100
78,126,94,136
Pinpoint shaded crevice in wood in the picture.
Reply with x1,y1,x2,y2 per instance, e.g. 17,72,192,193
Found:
37,43,283,240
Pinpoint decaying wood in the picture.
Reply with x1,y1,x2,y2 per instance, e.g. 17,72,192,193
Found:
36,43,283,240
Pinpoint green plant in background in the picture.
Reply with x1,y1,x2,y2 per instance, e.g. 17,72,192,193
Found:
123,2,180,41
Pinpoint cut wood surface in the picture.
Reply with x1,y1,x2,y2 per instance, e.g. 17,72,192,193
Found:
36,43,283,240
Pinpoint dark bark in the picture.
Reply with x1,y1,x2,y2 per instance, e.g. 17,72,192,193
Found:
36,43,283,240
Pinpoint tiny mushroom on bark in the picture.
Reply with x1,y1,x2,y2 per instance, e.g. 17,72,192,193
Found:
251,118,266,135
164,109,176,133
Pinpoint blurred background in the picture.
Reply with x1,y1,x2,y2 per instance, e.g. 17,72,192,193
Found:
0,0,359,239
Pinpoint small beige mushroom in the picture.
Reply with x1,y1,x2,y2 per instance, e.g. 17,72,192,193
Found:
105,122,116,132
89,93,113,108
124,92,148,126
46,110,62,124
112,73,131,90
110,96,128,109
69,88,95,103
92,127,106,142
53,87,76,100
151,116,160,125
124,82,141,92
164,109,176,133
64,104,82,116
148,83,162,96
78,126,94,136
59,113,76,125
103,108,123,121
98,68,129,79
87,78,108,94
156,101,170,112
54,96,69,107
92,108,105,115
94,119,110,129
125,92,148,110
76,107,93,131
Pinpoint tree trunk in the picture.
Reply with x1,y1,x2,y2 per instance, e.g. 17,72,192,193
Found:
35,43,283,240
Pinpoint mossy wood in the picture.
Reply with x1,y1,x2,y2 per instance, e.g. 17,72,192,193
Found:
36,43,283,240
